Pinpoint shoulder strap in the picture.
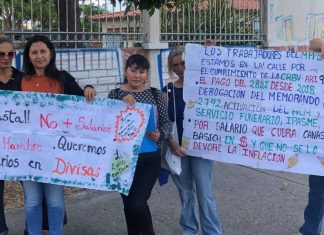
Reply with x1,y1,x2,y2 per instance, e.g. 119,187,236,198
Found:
166,83,174,99
150,87,159,103
167,83,176,121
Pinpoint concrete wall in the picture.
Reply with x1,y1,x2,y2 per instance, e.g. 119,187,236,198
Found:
58,49,122,97
14,47,169,97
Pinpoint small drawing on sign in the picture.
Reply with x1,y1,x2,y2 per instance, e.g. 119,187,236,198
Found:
187,101,195,109
114,106,145,142
182,137,191,150
111,149,130,178
287,153,299,168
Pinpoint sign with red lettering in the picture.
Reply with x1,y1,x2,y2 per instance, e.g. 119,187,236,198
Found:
183,44,324,176
0,91,151,195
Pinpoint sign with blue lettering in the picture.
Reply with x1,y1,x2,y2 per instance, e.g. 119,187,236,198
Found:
183,44,324,176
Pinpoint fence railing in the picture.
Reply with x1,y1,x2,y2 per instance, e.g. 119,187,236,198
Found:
1,0,265,48
160,0,264,46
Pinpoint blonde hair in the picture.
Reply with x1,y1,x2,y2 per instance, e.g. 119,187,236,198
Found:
167,46,185,79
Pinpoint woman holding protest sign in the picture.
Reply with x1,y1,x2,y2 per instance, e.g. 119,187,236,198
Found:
20,35,96,235
0,34,57,235
108,54,170,235
0,34,24,235
163,46,222,235
0,34,73,235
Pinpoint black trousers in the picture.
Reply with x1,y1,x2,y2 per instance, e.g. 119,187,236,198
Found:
0,180,8,233
121,151,161,235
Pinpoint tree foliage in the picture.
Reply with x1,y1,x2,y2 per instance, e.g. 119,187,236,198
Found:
115,0,192,15
80,3,105,32
0,0,185,31
0,0,57,30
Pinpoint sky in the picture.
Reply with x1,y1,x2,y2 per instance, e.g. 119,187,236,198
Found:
81,0,125,12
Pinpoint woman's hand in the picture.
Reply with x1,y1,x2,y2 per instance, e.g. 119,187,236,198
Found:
146,130,160,142
309,38,324,58
168,138,186,157
205,39,216,46
84,86,96,102
321,43,324,59
122,94,136,105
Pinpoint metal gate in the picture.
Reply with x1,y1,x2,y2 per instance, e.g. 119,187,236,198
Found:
161,0,265,46
1,0,265,49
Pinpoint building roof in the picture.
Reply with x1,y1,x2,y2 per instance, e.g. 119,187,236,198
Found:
230,0,260,11
90,9,141,21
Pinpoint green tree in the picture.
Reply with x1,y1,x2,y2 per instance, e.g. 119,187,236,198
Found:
0,0,56,30
0,0,192,47
112,0,192,15
52,0,190,36
0,0,190,31
80,3,105,32
123,0,192,15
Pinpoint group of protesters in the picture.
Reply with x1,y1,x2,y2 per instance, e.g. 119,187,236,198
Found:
0,33,324,235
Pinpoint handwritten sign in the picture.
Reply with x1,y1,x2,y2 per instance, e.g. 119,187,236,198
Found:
0,91,152,194
183,44,324,176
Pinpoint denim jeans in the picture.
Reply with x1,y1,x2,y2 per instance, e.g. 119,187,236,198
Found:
299,175,324,235
23,181,65,235
171,156,222,235
0,180,8,234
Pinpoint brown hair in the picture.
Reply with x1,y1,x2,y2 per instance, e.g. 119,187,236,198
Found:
0,35,12,45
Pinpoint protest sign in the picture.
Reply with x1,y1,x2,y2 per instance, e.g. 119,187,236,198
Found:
0,91,152,194
183,44,324,176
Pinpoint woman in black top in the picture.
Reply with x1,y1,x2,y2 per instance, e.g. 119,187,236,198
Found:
0,35,23,235
0,38,22,91
109,54,171,235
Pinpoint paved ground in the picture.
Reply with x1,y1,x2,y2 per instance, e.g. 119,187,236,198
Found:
5,161,310,235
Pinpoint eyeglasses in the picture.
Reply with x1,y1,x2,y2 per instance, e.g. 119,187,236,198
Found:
172,61,185,67
0,51,15,59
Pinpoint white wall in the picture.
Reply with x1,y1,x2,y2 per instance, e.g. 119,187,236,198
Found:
57,49,122,97
265,0,324,47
